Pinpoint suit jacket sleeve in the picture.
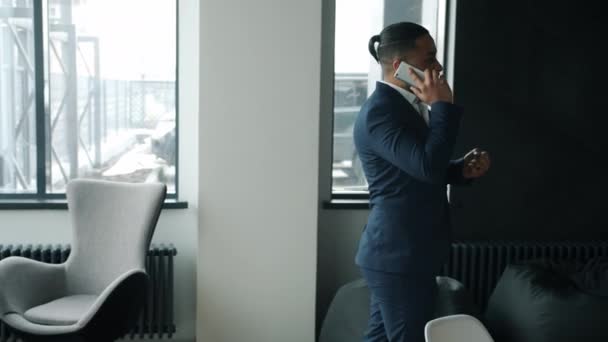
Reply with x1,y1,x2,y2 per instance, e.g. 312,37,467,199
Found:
366,101,463,184
446,158,473,185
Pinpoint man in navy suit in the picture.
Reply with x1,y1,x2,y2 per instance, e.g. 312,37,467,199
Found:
354,22,491,341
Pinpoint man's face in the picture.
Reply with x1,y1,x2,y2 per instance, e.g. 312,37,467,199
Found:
400,34,443,73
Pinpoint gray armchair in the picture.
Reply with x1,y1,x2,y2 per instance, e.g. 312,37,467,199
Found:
0,179,166,342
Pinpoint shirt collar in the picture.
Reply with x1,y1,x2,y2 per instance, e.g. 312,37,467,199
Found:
378,80,419,105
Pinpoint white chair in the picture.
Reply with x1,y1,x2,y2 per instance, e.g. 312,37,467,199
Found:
0,179,166,342
425,314,494,342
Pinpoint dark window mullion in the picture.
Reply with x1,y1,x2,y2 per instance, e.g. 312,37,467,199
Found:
33,0,47,196
174,0,180,200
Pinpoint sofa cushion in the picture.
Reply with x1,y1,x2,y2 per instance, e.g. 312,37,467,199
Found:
484,259,608,342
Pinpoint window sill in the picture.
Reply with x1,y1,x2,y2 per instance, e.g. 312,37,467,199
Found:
0,199,189,210
323,198,370,210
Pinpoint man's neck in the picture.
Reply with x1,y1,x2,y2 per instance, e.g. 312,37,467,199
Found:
383,75,414,95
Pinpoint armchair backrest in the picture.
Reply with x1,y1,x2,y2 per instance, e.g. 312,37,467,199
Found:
65,179,166,294
425,314,494,342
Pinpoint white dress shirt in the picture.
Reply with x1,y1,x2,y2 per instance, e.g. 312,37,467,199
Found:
379,80,429,125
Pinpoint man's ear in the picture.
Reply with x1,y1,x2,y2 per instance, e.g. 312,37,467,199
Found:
391,59,401,73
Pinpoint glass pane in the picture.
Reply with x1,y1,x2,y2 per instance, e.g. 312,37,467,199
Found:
46,0,176,194
0,0,37,193
332,0,441,193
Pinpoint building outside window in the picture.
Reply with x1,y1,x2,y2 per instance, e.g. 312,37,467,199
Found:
0,0,177,198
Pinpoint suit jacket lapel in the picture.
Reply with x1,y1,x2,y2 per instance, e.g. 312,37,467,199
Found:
375,82,429,136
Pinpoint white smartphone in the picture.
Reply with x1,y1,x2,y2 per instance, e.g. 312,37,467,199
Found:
394,61,425,87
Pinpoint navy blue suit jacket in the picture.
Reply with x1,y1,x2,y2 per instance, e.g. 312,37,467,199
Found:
354,82,467,274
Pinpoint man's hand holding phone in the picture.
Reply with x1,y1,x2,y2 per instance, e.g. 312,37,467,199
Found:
408,68,453,105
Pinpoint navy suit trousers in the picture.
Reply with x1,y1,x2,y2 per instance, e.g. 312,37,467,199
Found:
360,268,437,342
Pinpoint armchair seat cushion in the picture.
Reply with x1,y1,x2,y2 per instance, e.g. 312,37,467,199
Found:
24,295,97,325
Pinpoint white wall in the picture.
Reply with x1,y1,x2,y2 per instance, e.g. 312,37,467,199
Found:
197,0,321,341
0,1,199,341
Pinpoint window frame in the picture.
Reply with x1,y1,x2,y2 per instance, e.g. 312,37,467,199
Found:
325,0,454,204
0,0,182,207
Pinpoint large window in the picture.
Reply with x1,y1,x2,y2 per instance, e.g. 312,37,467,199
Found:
0,0,177,198
331,0,447,194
